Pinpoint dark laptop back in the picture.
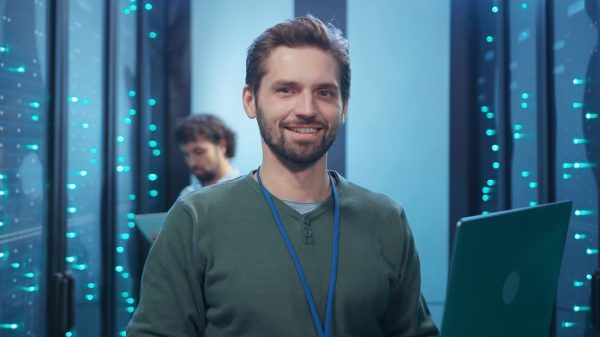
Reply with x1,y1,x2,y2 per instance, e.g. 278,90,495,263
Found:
442,201,572,337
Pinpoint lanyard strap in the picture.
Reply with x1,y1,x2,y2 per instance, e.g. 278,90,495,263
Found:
256,168,340,337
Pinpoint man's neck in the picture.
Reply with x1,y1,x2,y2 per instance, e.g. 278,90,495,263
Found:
202,161,235,186
258,155,330,202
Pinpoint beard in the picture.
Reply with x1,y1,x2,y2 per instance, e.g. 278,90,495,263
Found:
255,104,339,166
194,170,217,185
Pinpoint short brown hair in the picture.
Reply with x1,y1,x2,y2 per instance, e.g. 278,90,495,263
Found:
174,114,236,158
245,15,350,102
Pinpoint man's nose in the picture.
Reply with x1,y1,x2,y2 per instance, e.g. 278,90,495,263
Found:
296,91,317,118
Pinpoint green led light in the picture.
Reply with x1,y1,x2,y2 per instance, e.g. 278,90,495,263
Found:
492,162,500,169
66,232,78,239
147,173,158,181
127,213,135,220
573,138,588,144
116,165,124,172
586,113,599,119
148,98,157,106
521,2,528,9
122,272,130,279
587,274,593,280
492,5,499,13
117,156,125,163
149,124,157,131
561,321,575,328
0,252,6,258
66,331,73,337
0,46,10,53
586,248,598,255
82,123,90,129
0,324,19,330
87,283,96,289
128,194,136,201
573,78,586,85
128,90,136,97
0,190,8,197
480,105,489,113
22,286,38,292
67,207,77,214
0,174,5,180
123,117,132,124
521,102,528,109
529,201,537,207
117,136,125,143
127,298,135,304
128,221,136,228
85,294,95,301
8,66,26,73
491,144,500,152
32,116,40,123
130,4,137,11
482,187,492,193
485,35,494,43
90,148,98,154
149,140,158,148
574,233,587,240
487,179,496,186
120,233,130,240
152,149,161,156
28,101,41,108
573,305,590,312
25,144,39,151
128,108,137,116
24,272,34,278
575,209,593,216
11,263,21,269
486,112,495,119
127,306,135,313
65,256,77,263
149,190,159,197
66,183,76,190
124,8,131,15
149,32,157,39
573,280,585,287
513,124,523,131
513,133,523,140
115,265,124,273
485,129,496,136
120,331,127,337
121,292,130,298
145,3,153,10
521,171,530,177
573,102,584,108
72,264,88,271
482,194,490,202
529,182,537,188
116,246,125,253
521,93,529,99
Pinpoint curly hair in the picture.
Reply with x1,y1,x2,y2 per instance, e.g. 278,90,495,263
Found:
174,114,236,158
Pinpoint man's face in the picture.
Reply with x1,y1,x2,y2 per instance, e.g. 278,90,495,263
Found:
180,136,227,184
243,46,348,167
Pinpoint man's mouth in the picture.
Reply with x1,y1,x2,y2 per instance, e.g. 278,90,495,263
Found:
288,127,320,134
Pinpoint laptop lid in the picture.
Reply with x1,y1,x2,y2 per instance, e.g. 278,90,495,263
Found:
441,200,572,337
134,212,167,242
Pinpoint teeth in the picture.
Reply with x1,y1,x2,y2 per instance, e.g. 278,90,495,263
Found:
291,127,318,133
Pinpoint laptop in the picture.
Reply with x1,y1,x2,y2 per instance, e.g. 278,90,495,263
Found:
441,200,572,337
134,212,167,242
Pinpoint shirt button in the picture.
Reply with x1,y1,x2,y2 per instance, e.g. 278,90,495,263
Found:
303,226,313,237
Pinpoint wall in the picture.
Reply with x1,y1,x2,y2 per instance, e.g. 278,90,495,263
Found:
346,0,450,325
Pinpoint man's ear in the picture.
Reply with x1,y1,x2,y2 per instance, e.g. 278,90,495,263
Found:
340,98,349,123
242,85,257,119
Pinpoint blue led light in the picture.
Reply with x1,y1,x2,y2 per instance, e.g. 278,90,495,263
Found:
116,165,124,172
148,98,157,106
487,179,496,186
573,78,586,85
483,194,490,201
90,148,98,154
521,92,529,99
85,294,95,301
0,46,9,53
0,323,19,330
561,321,575,328
66,232,78,238
586,113,599,119
574,233,587,240
513,133,523,139
492,5,499,13
127,298,135,304
573,280,585,286
128,221,136,229
128,90,136,97
10,263,21,269
149,32,157,39
117,136,125,143
482,187,492,193
127,213,135,220
123,117,132,124
514,124,523,131
115,265,124,273
67,207,77,213
573,305,591,312
65,256,77,263
128,194,136,201
116,246,125,253
149,190,159,197
486,112,494,119
521,2,528,9
8,66,26,73
24,272,35,278
120,233,130,240
521,102,528,109
573,138,588,144
145,3,153,10
529,182,537,188
486,35,494,43
491,144,500,152
82,123,90,129
28,101,41,108
586,248,598,255
492,162,500,169
147,173,158,181
26,144,39,151
485,129,496,136
529,201,537,206
127,306,135,313
575,210,593,216
148,140,158,148
128,108,137,116
521,171,530,177
480,105,489,113
130,4,137,11
87,283,96,289
31,114,40,122
124,8,131,15
572,102,583,108
152,149,161,156
149,124,157,131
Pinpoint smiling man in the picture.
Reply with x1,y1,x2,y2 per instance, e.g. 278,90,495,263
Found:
127,16,439,337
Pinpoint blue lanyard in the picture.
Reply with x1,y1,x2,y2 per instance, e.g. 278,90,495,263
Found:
256,168,340,337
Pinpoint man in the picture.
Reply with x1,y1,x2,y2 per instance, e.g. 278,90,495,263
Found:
175,114,240,196
128,16,439,337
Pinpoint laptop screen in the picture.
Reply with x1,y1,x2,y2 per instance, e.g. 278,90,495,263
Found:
441,201,572,337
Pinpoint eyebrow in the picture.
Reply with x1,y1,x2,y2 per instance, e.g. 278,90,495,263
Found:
270,80,340,91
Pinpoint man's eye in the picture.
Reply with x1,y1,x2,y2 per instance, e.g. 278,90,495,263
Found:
318,90,334,97
277,87,292,94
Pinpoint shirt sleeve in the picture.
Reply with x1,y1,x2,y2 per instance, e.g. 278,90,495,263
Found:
127,201,206,337
382,207,440,337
